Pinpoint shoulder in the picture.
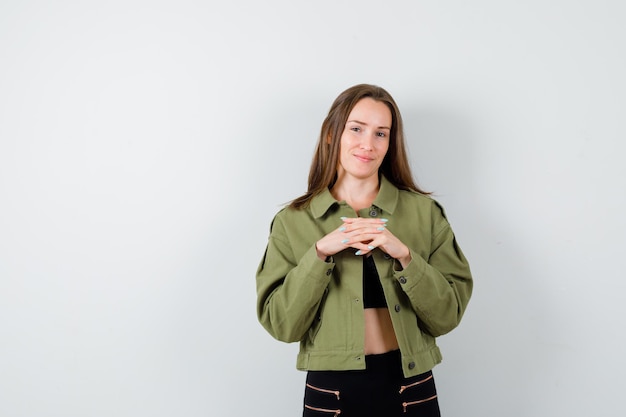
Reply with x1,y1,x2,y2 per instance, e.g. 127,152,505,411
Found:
270,204,315,231
395,189,451,229
397,188,445,212
273,204,312,220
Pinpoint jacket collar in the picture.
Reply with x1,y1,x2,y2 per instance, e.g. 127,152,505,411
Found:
310,175,399,218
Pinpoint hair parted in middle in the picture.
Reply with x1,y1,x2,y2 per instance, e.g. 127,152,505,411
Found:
290,84,429,209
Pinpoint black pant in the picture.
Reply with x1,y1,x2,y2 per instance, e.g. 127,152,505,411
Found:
303,350,441,417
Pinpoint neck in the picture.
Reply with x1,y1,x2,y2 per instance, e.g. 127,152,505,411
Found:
331,174,380,212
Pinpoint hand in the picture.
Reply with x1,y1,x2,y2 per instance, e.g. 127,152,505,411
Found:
316,217,411,267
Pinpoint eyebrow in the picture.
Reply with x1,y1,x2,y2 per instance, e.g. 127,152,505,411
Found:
346,120,391,130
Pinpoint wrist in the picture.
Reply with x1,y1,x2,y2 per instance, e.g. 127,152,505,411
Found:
397,248,412,269
315,243,329,261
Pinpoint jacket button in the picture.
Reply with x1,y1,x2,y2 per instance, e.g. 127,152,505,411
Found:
326,269,332,276
395,304,401,312
399,276,407,284
383,253,391,260
369,209,378,217
408,362,415,369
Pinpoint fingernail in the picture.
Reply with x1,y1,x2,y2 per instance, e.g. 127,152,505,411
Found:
380,218,389,222
341,239,349,244
355,250,363,256
367,245,375,250
340,216,348,221
339,227,346,232
377,227,385,231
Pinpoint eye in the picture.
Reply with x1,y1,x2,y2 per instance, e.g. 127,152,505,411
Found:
376,131,387,138
350,126,361,132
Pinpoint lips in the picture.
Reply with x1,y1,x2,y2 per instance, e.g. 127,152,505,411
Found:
354,154,374,162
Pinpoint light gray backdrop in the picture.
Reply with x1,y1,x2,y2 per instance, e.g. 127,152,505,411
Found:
1,1,625,416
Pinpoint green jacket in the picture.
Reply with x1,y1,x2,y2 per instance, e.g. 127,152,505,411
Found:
256,175,473,377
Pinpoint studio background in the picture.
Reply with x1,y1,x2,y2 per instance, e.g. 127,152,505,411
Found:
1,1,624,416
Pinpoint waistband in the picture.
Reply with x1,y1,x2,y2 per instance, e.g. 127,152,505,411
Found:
365,349,402,376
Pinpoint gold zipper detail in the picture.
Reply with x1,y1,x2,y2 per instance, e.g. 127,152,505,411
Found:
304,404,341,416
402,394,438,412
398,374,433,394
306,383,341,400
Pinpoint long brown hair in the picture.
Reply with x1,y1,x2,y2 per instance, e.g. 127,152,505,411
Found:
290,84,429,209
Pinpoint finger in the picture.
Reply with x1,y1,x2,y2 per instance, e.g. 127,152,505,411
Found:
351,231,386,244
340,217,388,226
354,243,376,256
342,224,387,236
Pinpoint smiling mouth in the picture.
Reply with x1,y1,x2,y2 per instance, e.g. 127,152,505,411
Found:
354,155,373,162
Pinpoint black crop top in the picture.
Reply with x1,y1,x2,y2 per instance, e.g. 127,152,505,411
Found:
363,255,387,308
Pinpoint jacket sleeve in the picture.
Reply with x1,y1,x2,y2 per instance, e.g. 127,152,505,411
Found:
256,213,334,343
393,202,473,337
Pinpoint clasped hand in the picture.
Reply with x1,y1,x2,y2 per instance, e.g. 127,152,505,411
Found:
316,217,411,267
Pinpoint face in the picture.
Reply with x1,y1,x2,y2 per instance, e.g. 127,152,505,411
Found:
336,97,392,183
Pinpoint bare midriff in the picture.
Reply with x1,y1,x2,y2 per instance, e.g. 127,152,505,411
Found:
364,307,399,354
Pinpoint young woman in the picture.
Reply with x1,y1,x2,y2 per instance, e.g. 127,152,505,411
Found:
256,84,473,416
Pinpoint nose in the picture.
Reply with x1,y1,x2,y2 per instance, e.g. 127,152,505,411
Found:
360,133,375,150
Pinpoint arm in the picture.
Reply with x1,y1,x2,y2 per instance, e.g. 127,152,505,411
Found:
256,215,334,343
393,204,473,337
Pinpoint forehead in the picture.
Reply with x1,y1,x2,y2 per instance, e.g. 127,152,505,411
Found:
347,98,392,126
